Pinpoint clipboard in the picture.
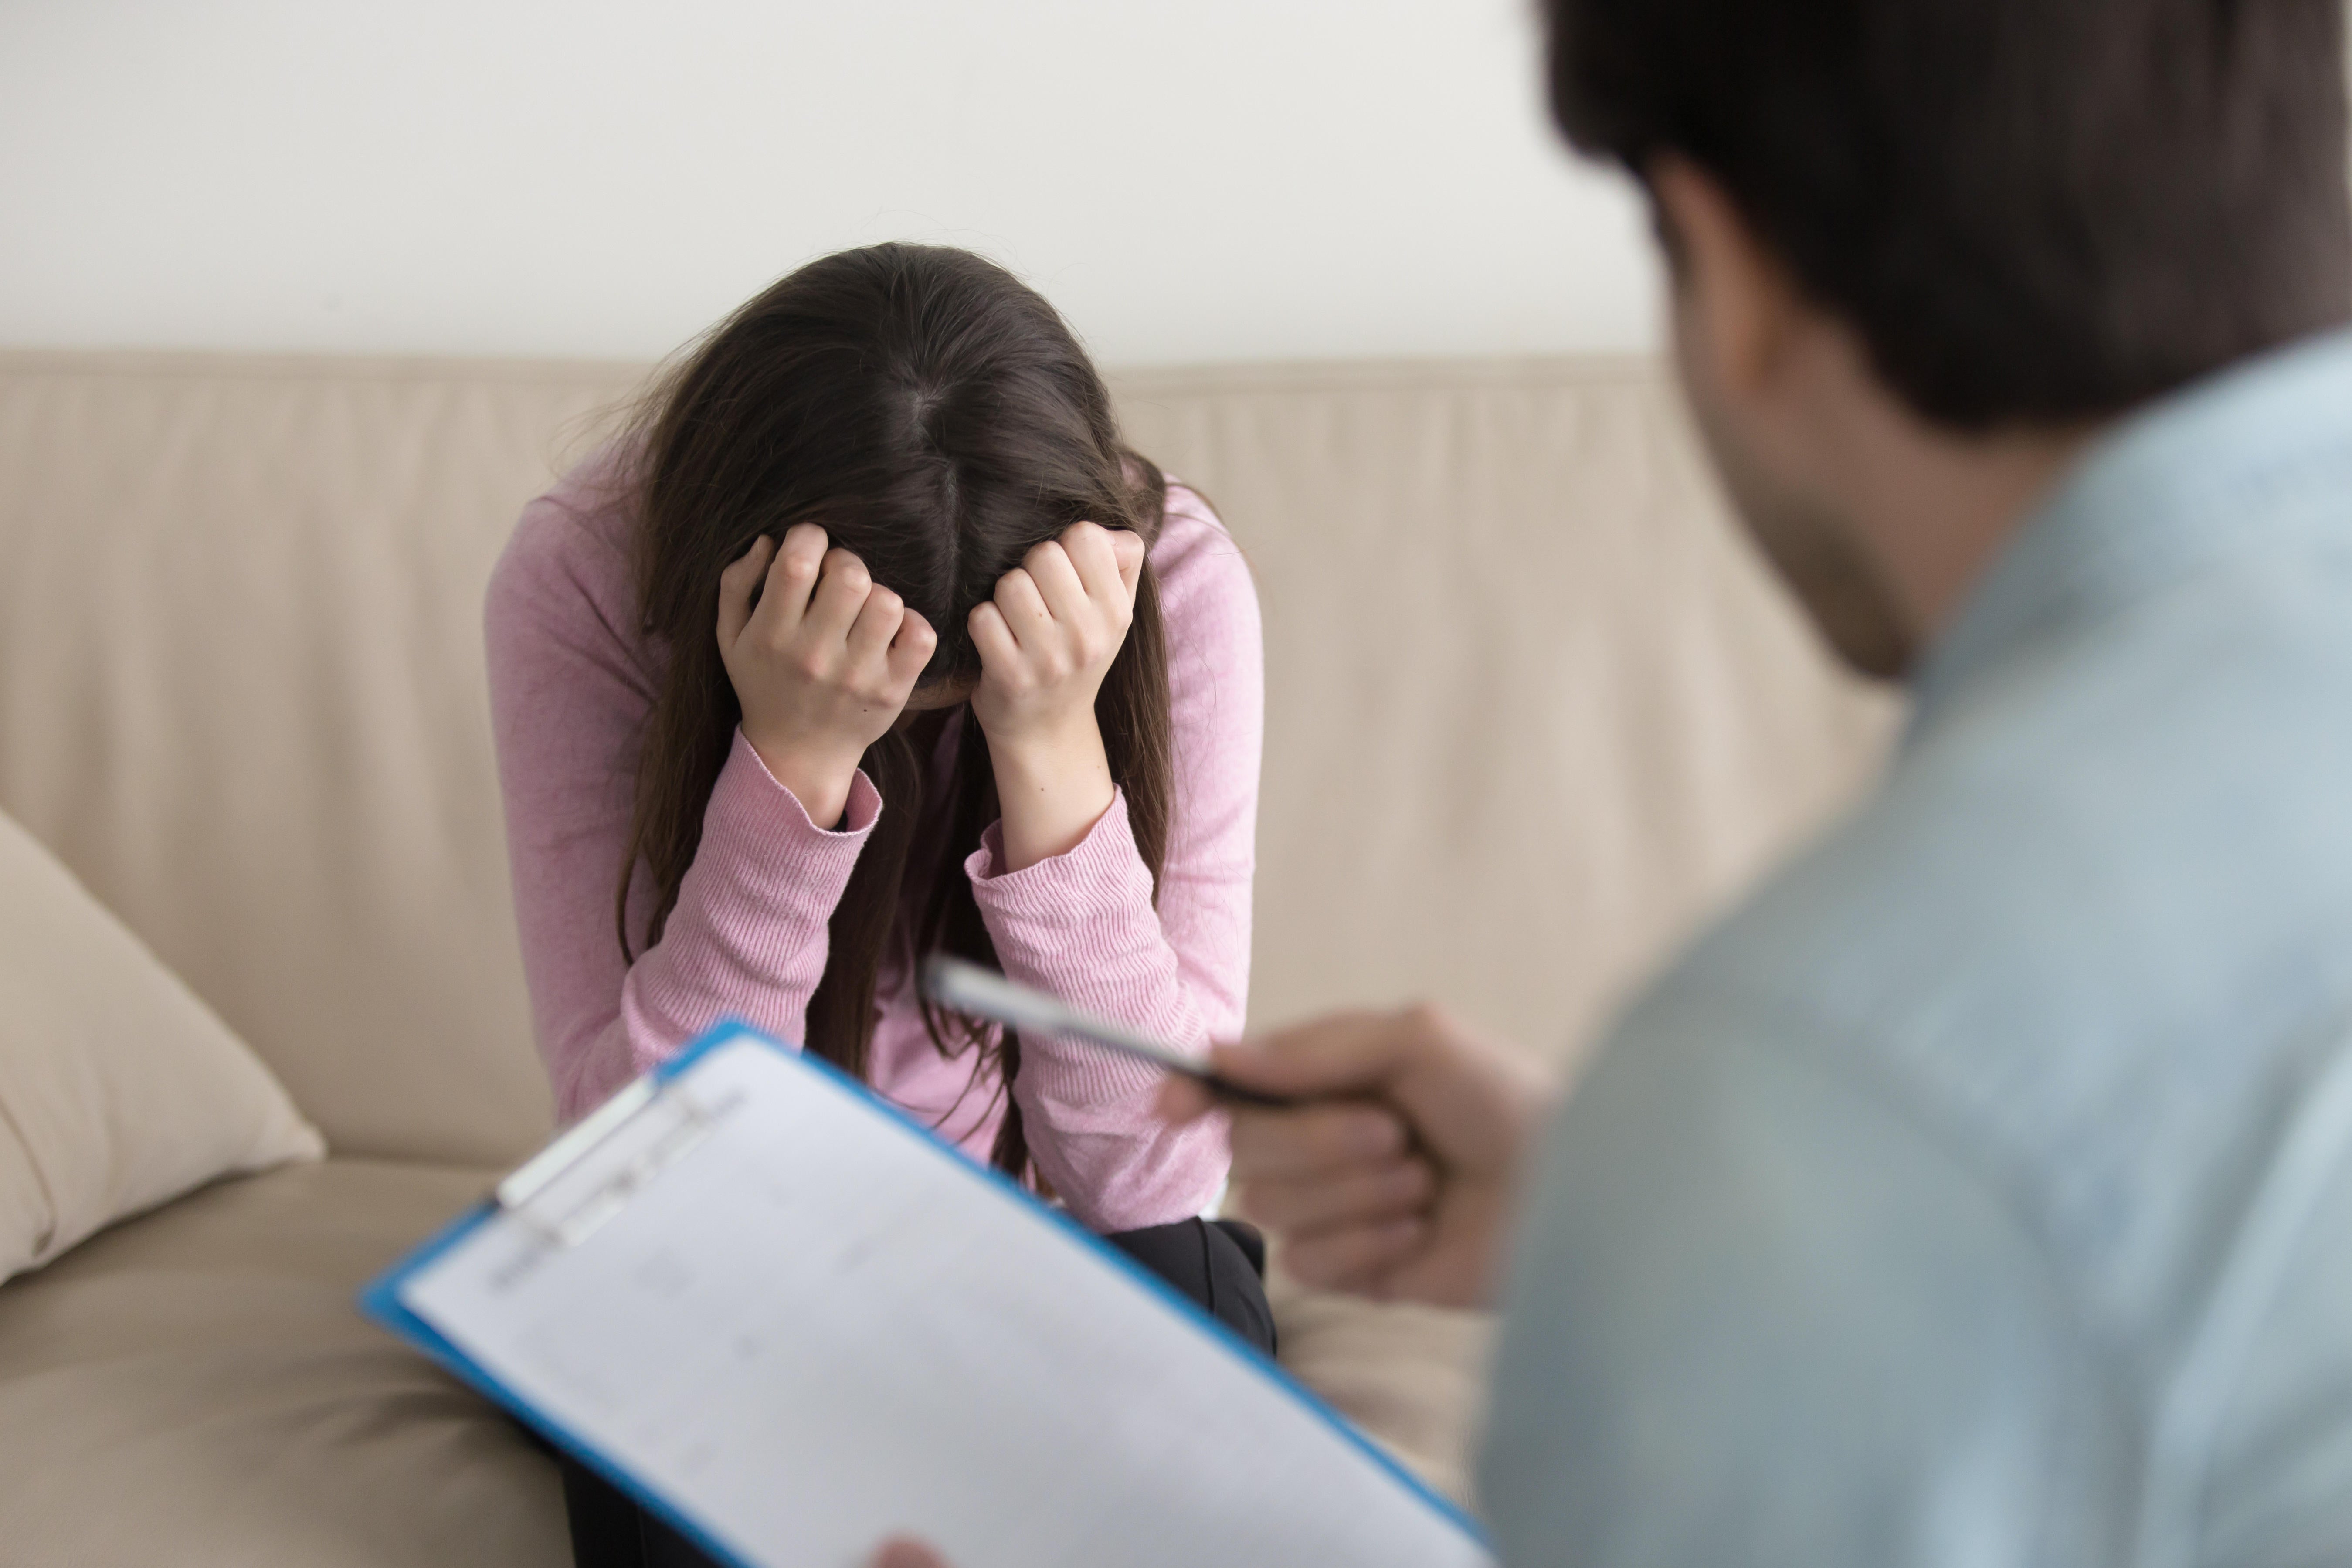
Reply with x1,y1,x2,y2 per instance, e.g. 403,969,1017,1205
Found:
361,1022,1492,1568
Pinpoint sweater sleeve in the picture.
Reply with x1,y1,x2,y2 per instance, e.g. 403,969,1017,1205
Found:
964,485,1264,1230
484,478,880,1123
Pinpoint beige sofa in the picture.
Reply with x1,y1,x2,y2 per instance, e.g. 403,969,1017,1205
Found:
0,349,1894,1564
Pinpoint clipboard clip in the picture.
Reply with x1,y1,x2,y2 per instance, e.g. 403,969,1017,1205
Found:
495,1074,724,1250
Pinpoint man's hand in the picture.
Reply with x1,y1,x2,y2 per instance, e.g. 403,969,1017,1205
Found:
718,524,937,828
967,521,1147,871
871,1539,948,1568
1161,1006,1558,1308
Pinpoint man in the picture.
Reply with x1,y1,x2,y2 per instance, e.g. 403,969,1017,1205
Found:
1154,0,2352,1564
882,0,2352,1563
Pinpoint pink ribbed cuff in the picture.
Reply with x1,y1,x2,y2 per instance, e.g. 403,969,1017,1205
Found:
965,792,1184,1106
723,730,883,839
614,732,885,1066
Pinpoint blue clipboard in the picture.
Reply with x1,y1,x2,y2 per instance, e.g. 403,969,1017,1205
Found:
360,1021,1489,1567
360,1028,764,1565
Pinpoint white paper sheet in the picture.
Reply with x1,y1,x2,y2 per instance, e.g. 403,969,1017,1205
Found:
398,1033,1492,1568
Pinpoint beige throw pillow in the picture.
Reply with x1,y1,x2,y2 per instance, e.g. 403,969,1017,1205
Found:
0,808,323,1282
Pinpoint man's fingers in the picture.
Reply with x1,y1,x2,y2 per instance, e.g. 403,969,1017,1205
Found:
1156,1076,1217,1125
1233,1156,1434,1233
1282,1216,1428,1295
1207,1011,1436,1101
717,536,777,651
870,1540,950,1568
1225,1100,1410,1178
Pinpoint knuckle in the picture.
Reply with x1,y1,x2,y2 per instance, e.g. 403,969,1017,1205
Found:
1338,1105,1405,1159
1287,1243,1344,1288
1402,1000,1450,1036
1378,1163,1426,1205
1247,1187,1299,1227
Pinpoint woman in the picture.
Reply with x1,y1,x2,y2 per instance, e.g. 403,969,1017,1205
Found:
485,245,1268,1565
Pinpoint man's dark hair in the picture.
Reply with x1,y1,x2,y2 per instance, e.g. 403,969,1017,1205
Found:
1545,0,2352,428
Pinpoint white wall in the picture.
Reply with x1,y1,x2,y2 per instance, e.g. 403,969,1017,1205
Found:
0,0,1660,367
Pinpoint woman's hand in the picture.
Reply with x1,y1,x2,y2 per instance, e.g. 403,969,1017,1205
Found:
969,521,1147,871
718,523,937,828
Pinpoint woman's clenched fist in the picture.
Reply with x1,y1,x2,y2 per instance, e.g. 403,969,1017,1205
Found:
967,521,1145,753
717,523,936,828
967,521,1147,872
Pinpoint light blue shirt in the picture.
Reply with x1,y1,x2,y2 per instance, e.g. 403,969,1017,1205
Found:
1481,329,2352,1568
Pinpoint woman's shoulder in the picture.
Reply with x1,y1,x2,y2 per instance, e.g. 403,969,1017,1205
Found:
486,443,646,657
1150,479,1258,632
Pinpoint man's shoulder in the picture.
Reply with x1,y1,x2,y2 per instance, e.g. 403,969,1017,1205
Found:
1689,560,2352,1017
1632,570,2352,1340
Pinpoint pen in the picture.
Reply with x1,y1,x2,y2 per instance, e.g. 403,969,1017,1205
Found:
920,956,1299,1109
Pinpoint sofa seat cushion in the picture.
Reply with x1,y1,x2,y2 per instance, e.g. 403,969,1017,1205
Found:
0,1153,1493,1562
0,1157,567,1568
1269,1268,1493,1503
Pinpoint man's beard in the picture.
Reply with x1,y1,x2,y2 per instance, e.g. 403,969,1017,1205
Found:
1683,377,1916,681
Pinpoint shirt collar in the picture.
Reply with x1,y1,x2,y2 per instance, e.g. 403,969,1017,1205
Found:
1907,326,2352,740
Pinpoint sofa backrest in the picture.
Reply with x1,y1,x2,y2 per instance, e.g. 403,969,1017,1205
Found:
0,351,1893,1166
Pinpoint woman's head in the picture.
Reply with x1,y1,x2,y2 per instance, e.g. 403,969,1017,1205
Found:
631,244,1164,699
618,244,1174,1176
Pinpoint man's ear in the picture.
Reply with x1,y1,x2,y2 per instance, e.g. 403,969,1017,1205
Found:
1648,156,1802,409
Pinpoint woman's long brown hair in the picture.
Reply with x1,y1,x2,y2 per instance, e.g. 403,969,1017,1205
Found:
614,244,1174,1183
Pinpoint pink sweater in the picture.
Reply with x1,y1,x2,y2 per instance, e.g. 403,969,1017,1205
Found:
483,459,1262,1232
